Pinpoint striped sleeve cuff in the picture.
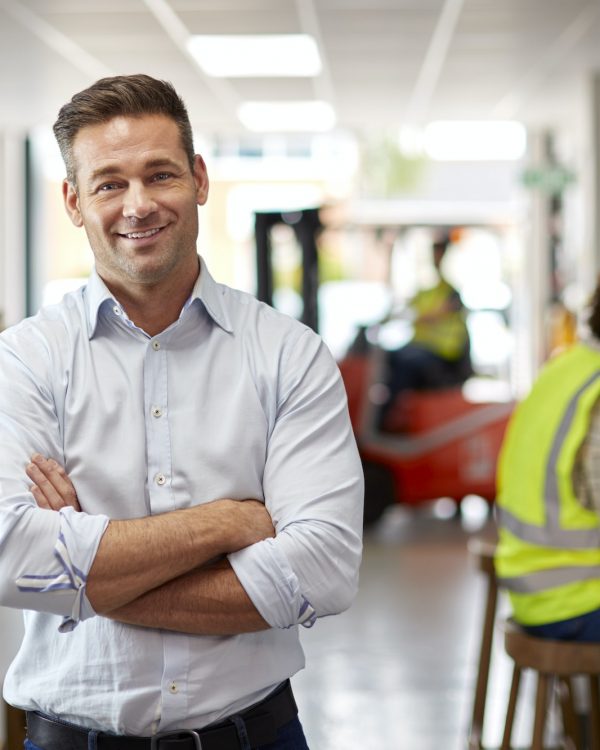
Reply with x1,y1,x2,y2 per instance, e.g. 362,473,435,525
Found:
15,506,108,631
229,538,317,629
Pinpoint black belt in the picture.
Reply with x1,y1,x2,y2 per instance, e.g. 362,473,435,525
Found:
26,680,297,750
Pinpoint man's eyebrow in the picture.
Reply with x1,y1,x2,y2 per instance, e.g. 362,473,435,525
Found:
87,158,184,184
87,164,120,184
144,158,184,171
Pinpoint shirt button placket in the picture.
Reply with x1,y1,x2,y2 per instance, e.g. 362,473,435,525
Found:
145,337,172,514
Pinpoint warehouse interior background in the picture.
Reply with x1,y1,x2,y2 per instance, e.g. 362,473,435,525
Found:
3,0,600,747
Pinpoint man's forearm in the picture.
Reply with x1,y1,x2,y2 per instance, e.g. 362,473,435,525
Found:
24,455,275,616
105,559,270,635
87,500,274,614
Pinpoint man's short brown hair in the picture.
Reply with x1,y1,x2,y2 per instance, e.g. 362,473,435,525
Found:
53,74,195,186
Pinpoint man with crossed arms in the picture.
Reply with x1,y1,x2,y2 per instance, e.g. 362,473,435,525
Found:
0,74,363,750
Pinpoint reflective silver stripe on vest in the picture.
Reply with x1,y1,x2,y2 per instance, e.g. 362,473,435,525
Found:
496,505,600,549
544,369,600,532
499,368,600,552
498,565,600,593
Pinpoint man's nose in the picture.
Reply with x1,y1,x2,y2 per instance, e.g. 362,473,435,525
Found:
122,183,157,219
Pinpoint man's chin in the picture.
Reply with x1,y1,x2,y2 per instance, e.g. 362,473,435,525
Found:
96,242,196,287
124,264,174,286
122,250,194,286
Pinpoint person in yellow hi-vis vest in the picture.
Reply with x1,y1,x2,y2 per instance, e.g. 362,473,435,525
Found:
380,234,471,428
495,282,600,641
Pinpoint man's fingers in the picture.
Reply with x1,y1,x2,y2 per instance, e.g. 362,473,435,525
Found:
44,458,78,505
30,484,51,510
26,462,65,510
27,454,81,511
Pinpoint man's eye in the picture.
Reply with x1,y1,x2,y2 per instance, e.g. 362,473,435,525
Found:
153,172,172,182
98,183,119,192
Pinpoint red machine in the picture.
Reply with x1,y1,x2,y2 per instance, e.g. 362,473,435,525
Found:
338,343,514,524
252,211,514,523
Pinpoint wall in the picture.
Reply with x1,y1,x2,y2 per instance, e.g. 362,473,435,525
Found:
0,608,24,743
0,132,27,328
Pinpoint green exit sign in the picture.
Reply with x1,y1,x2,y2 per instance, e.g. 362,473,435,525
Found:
521,165,576,195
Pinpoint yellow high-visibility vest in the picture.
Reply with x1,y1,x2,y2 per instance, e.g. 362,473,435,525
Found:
495,343,600,626
411,280,468,360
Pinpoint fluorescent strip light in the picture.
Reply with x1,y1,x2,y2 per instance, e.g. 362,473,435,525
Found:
238,101,336,133
424,120,527,161
187,34,322,77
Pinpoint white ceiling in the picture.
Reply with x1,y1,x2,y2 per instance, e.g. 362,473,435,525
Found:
1,0,600,139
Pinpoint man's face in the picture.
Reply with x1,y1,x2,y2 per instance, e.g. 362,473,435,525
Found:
63,114,208,291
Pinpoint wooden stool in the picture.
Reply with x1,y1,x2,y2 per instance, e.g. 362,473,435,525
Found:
501,618,600,750
468,536,499,750
4,701,26,749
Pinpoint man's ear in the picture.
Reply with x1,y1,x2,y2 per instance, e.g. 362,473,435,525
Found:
63,180,84,227
193,155,209,206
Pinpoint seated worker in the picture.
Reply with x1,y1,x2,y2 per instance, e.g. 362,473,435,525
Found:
495,280,600,642
380,233,471,427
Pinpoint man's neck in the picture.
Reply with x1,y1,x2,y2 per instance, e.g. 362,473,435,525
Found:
118,292,191,337
101,261,200,337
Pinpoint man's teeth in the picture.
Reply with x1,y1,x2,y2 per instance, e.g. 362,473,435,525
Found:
125,228,161,239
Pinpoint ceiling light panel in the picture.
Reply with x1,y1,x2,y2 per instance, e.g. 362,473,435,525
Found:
237,101,336,132
187,34,322,77
424,120,527,161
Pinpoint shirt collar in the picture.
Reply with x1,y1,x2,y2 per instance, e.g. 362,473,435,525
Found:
84,256,234,339
190,257,233,333
84,270,115,339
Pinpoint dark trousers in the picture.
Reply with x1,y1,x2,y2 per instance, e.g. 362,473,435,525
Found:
379,343,469,428
523,607,600,643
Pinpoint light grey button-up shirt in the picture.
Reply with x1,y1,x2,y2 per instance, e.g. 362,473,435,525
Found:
0,257,363,734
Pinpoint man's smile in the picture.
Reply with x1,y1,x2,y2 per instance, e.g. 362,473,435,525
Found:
118,226,165,240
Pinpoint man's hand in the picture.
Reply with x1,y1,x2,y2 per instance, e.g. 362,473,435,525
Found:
26,454,81,511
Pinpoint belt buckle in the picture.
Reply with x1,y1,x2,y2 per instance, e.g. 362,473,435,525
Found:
150,729,202,749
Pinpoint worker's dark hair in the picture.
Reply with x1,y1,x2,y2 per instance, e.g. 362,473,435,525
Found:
588,278,600,338
53,74,195,186
432,232,451,256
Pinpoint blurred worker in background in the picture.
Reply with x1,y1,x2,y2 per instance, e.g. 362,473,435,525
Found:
379,232,471,428
495,279,600,641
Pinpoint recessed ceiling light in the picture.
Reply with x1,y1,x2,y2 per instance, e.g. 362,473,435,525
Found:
237,101,336,132
423,121,527,161
187,34,322,77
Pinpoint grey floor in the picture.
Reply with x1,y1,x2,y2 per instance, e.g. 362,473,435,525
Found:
293,499,540,750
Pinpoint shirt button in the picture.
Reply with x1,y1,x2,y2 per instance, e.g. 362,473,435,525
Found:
152,340,161,350
112,306,121,315
155,473,167,486
151,406,163,418
169,681,178,694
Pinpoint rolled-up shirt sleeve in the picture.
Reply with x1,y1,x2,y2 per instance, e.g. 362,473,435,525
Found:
0,328,108,630
229,329,364,629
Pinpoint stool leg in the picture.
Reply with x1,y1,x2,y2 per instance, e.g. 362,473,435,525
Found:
5,703,26,750
501,664,521,750
558,676,582,749
469,574,498,750
589,675,600,750
531,673,550,750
